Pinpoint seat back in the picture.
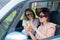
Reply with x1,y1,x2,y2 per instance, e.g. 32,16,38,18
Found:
50,11,60,25
55,25,60,36
15,20,24,32
50,11,60,36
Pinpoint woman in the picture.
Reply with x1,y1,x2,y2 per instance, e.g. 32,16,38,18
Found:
27,7,56,40
22,8,39,39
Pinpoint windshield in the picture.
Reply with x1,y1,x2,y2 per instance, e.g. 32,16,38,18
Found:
0,0,10,10
0,0,25,21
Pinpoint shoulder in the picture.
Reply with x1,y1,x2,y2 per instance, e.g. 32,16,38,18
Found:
22,20,27,26
23,20,26,22
34,18,39,22
23,20,26,21
49,22,56,26
48,22,56,29
35,18,39,20
34,18,40,26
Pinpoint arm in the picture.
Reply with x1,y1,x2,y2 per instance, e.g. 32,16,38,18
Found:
24,26,37,40
32,25,47,38
46,27,55,37
23,20,37,40
31,24,55,38
28,32,37,40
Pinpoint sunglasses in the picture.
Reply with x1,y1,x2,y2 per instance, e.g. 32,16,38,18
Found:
26,13,33,16
39,15,46,18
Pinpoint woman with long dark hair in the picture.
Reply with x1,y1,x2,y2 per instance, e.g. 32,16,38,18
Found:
22,8,39,39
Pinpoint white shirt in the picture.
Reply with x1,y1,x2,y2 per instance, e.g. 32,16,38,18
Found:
22,18,39,35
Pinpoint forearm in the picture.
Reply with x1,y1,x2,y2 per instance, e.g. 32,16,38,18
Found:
35,28,47,38
28,32,37,40
24,26,37,40
32,25,47,38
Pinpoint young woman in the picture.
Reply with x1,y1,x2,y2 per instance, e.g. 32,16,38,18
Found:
22,8,39,39
26,7,56,40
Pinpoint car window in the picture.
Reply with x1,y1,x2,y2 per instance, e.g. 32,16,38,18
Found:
0,0,10,10
0,10,17,39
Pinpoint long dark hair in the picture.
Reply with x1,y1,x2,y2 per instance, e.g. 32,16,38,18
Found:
38,7,51,22
24,8,35,20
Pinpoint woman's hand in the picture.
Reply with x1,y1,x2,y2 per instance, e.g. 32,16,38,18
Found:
24,26,32,35
25,25,37,40
30,22,37,31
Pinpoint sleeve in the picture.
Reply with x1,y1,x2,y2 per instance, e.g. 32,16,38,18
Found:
22,20,27,27
34,18,40,27
46,23,56,37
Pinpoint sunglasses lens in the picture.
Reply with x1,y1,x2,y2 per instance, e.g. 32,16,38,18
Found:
26,13,32,16
26,14,29,16
39,15,45,18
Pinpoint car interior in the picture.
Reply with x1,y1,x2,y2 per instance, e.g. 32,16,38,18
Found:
15,2,60,40
0,0,60,40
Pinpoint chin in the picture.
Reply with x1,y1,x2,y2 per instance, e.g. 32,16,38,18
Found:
40,21,43,23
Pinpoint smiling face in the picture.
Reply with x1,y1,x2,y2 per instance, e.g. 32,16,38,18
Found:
26,11,34,20
39,12,49,23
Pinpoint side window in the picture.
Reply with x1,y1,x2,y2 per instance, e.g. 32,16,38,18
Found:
0,10,17,39
20,13,24,19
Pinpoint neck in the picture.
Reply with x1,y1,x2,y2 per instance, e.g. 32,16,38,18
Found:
41,21,48,26
30,19,34,22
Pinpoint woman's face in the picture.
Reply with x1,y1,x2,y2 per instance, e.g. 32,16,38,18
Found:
26,11,34,20
39,12,48,23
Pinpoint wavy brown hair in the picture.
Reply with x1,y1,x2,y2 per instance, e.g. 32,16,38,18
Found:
24,8,35,20
36,7,51,22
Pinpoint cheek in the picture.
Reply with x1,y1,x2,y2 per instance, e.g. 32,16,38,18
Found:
29,14,33,17
28,15,33,19
39,18,43,22
39,17,47,22
43,17,48,21
31,14,34,17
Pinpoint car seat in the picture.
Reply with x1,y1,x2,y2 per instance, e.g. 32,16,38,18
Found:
15,20,24,32
50,11,60,36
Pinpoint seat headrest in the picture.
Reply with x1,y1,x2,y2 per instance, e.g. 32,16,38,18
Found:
50,11,60,25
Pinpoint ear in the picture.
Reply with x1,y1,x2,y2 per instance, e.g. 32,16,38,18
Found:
46,17,49,21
